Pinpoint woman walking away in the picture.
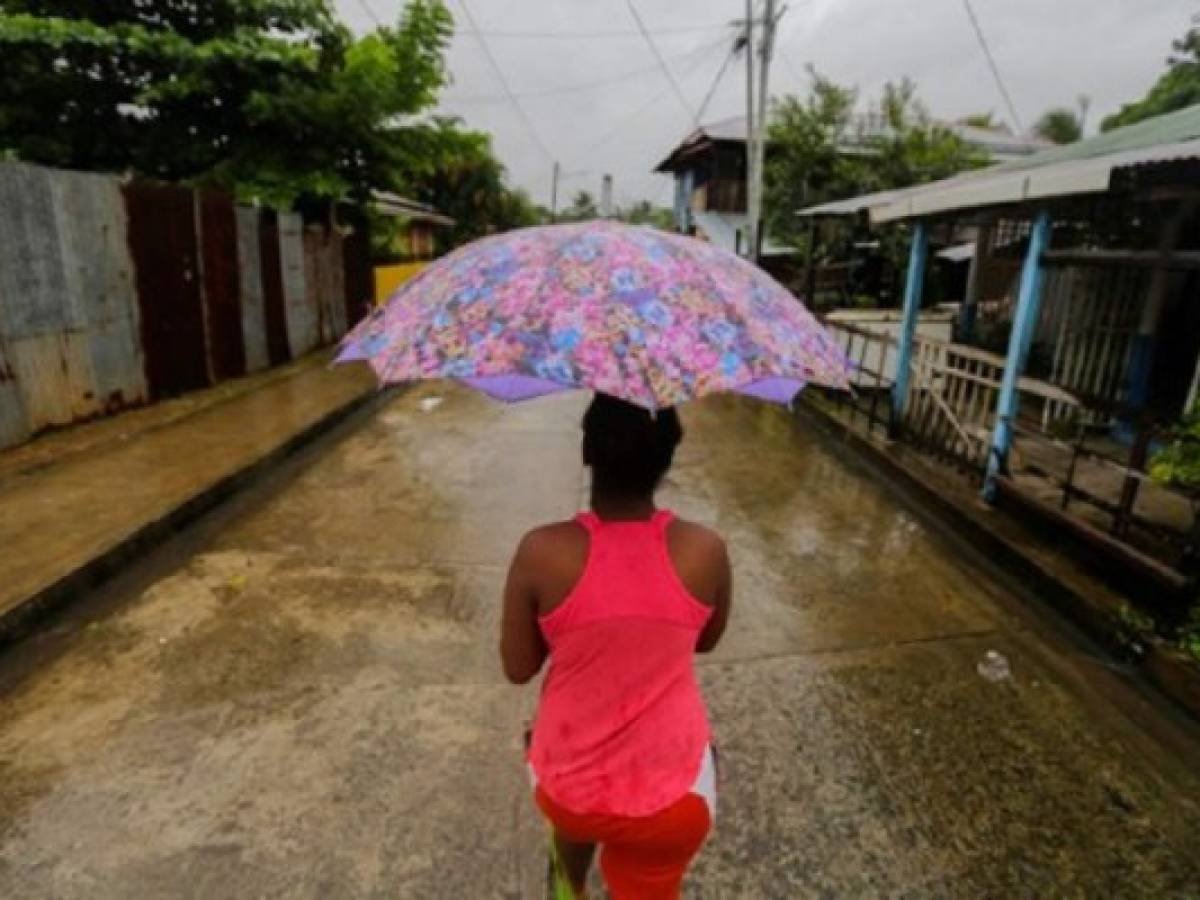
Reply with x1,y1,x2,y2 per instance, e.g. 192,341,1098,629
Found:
501,393,733,899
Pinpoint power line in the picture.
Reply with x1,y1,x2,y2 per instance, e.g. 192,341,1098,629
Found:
454,0,556,163
574,39,727,162
695,40,740,124
961,0,1023,134
441,35,729,104
600,41,728,204
777,49,806,89
355,0,383,28
458,23,735,39
624,0,700,129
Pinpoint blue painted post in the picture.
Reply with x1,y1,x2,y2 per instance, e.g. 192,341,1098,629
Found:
890,220,930,430
983,210,1053,501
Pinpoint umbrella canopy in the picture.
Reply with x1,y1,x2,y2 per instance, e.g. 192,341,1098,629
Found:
338,220,851,409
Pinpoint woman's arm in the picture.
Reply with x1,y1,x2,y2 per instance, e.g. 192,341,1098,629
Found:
696,537,732,654
500,533,549,684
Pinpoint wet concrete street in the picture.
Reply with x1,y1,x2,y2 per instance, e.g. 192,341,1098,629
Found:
1,383,1199,898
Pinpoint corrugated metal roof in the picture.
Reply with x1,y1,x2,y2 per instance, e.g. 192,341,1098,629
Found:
371,190,455,226
873,134,1200,223
697,115,751,143
989,102,1200,174
658,114,1048,171
795,188,905,218
865,105,1200,224
797,104,1200,224
684,115,1049,156
951,123,1054,157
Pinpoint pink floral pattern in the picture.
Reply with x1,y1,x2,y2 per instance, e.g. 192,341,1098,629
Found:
339,221,851,408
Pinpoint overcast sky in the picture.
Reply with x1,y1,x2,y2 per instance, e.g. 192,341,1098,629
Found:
335,1,1196,208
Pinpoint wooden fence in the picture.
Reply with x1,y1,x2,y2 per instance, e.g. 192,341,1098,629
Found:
1037,262,1143,427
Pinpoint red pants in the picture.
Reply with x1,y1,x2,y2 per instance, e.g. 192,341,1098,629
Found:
535,786,712,899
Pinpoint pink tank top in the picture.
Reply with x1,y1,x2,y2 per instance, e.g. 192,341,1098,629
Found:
528,509,713,817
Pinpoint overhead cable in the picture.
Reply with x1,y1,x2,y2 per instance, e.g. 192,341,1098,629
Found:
961,0,1024,133
441,35,729,103
695,40,740,124
458,23,735,39
624,0,700,129
454,0,557,162
574,40,726,161
355,0,383,28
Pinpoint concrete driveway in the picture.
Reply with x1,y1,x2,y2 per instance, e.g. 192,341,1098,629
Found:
1,382,1198,897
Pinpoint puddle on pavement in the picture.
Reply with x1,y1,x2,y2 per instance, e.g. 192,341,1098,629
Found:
4,383,1200,898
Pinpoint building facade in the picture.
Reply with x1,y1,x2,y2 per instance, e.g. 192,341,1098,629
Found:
654,114,1051,256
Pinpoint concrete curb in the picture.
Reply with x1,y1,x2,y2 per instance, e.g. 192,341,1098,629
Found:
796,396,1200,721
0,386,386,649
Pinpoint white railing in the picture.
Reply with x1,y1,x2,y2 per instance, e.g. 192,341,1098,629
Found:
823,320,1081,469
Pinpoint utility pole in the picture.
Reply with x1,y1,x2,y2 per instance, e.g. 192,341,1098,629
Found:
743,0,755,260
747,0,782,264
601,174,614,218
550,161,560,222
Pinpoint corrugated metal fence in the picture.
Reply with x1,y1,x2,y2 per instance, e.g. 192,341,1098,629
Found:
0,162,371,450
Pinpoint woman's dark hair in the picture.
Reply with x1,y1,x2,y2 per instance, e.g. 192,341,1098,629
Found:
582,394,683,498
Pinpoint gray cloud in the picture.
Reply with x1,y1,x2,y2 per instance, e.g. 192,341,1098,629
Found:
338,0,1195,206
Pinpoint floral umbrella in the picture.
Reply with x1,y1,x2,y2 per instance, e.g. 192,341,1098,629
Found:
337,220,851,409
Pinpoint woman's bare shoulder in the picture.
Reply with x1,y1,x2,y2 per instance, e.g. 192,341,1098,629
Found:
516,519,588,561
513,520,590,615
667,516,728,558
512,520,588,583
666,516,730,606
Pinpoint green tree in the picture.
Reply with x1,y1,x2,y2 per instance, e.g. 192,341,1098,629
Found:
1103,23,1200,131
618,200,674,230
406,120,540,252
764,72,986,250
762,69,862,248
865,78,989,191
1151,404,1200,491
1032,107,1083,144
959,111,1000,129
0,0,453,205
559,190,599,222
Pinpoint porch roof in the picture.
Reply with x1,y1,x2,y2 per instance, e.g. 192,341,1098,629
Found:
794,188,905,219
371,191,455,227
796,104,1200,225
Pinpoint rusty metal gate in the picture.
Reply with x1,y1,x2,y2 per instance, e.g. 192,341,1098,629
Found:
124,183,210,399
341,214,372,328
257,210,292,366
303,224,347,346
198,192,246,381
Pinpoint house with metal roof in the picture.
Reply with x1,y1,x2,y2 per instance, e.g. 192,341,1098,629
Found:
797,104,1200,601
370,191,456,304
654,113,1049,257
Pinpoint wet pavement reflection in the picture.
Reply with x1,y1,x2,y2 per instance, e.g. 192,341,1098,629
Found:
1,383,1198,897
